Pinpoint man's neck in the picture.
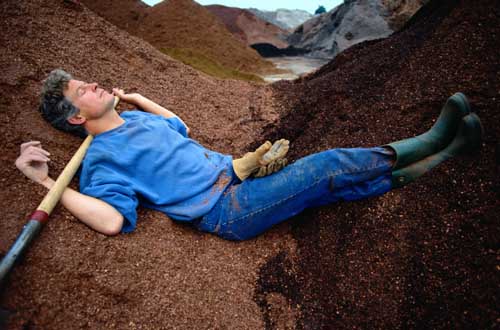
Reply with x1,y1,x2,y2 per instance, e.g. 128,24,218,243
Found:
84,109,125,136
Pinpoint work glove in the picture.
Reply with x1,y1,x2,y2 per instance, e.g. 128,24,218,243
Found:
232,139,289,181
253,158,288,178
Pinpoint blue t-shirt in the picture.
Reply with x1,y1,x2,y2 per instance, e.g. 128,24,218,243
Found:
79,111,234,233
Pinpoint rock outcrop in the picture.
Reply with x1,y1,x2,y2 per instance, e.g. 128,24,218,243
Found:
383,0,429,29
206,5,290,49
248,8,313,31
288,0,427,58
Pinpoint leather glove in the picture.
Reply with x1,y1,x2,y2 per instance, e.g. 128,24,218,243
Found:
253,158,288,178
232,139,289,181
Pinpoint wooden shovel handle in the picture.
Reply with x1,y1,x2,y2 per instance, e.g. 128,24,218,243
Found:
37,134,93,214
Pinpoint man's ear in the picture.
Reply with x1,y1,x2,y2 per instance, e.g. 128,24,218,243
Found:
67,114,86,125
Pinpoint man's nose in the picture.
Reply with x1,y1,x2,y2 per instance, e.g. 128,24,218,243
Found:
88,83,98,90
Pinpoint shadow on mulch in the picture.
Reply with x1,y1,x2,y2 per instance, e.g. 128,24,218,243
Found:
254,0,500,328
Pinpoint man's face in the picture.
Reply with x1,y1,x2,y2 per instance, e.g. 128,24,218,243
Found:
64,79,115,121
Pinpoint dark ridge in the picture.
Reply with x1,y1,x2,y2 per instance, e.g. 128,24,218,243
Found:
399,0,460,33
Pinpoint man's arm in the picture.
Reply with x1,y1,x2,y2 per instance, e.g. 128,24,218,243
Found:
112,89,191,135
15,141,123,235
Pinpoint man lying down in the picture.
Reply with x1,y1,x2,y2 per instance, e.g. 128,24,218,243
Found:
15,69,483,240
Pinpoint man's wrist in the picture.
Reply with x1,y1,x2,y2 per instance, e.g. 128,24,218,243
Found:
40,177,55,189
132,94,145,105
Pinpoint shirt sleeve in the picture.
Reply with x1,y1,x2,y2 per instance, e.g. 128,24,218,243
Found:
80,177,139,233
164,116,188,137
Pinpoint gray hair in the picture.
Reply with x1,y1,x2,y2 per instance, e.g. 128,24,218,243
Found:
38,69,88,138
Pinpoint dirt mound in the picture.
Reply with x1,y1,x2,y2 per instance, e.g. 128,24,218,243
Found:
79,0,148,32
82,0,276,76
138,0,276,74
256,0,499,328
206,5,290,49
0,0,285,328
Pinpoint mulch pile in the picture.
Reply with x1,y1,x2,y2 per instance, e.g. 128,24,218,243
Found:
0,0,498,329
0,1,284,329
255,0,499,328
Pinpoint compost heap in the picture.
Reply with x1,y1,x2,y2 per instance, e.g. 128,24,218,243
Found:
0,1,282,329
0,0,498,329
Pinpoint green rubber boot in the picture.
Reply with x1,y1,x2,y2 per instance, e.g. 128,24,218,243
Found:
392,113,483,188
387,92,470,170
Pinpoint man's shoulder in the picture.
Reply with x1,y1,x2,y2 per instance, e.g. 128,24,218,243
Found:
120,110,147,119
121,110,167,123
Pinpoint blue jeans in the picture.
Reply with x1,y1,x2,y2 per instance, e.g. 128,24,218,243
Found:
194,147,394,241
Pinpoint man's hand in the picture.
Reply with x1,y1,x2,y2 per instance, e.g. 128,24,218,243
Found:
112,88,191,134
112,88,140,104
260,139,289,165
232,139,290,181
15,141,51,185
15,141,124,235
253,158,288,178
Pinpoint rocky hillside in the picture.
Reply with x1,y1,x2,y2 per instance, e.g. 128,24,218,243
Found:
248,8,313,31
289,0,427,58
206,5,289,49
82,0,276,78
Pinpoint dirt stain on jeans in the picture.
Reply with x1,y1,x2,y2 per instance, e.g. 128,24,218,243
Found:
209,170,232,198
229,186,241,212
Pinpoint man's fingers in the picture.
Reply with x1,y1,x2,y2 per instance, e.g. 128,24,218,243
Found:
21,143,51,158
20,141,41,153
112,88,125,96
253,157,288,178
255,141,272,156
269,139,289,155
25,145,50,157
28,155,50,163
262,139,290,164
25,153,50,162
26,148,50,160
16,153,49,170
274,139,290,151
